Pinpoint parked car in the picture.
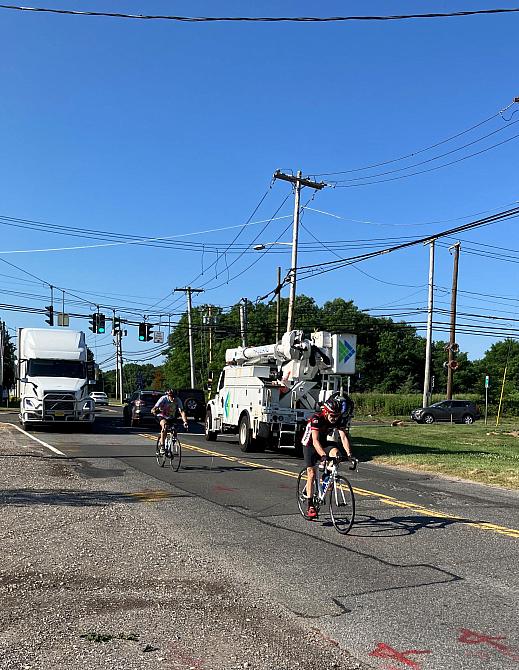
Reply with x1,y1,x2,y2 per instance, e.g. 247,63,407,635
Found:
123,390,164,427
411,400,480,425
89,391,109,406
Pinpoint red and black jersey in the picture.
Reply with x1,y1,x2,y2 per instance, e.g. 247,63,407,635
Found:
301,410,349,447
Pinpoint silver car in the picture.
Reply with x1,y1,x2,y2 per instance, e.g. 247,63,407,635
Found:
89,392,109,406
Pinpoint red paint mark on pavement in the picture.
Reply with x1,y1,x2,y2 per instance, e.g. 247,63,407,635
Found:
369,643,431,668
168,643,206,668
213,484,238,493
458,628,519,661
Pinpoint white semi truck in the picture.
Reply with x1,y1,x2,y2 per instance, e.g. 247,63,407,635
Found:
17,328,95,429
205,330,357,452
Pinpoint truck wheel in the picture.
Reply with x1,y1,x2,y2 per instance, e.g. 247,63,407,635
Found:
238,413,256,453
205,409,217,441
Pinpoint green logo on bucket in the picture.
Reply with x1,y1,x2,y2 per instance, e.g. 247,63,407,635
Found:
338,339,355,364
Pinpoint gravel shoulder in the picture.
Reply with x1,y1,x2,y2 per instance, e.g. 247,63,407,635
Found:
0,423,366,670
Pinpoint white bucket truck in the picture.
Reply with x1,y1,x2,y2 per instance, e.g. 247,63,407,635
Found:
205,330,357,452
18,328,95,429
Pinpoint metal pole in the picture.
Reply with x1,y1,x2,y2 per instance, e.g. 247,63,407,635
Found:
118,330,124,404
276,266,281,341
186,288,195,388
239,299,248,347
114,332,118,403
287,170,302,332
174,287,204,388
423,239,435,408
485,385,488,426
447,242,460,399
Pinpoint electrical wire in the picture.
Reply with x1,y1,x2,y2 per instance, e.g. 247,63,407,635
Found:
333,131,519,188
329,119,519,184
1,5,518,22
295,206,519,281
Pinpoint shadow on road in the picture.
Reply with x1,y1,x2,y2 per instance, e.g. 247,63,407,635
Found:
0,488,190,506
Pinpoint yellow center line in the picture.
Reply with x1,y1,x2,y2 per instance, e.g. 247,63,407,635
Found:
139,433,519,539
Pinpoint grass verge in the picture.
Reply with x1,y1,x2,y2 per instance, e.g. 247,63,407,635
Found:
351,420,519,490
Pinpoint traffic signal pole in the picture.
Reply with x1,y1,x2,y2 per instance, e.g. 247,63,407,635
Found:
174,287,204,388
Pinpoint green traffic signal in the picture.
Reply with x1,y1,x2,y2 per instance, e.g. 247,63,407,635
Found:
138,323,146,341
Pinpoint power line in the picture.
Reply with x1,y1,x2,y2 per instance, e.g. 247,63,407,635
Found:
333,131,519,188
1,5,518,22
329,119,519,184
295,206,519,280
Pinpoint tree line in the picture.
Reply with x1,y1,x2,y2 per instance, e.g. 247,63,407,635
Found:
3,296,516,406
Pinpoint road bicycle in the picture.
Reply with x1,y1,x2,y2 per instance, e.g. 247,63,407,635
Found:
155,421,182,471
297,457,356,535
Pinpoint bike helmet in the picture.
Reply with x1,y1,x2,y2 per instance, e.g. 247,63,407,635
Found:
322,397,341,423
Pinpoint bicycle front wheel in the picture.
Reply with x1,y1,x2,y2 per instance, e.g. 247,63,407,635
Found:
169,435,182,471
329,476,355,535
156,436,166,468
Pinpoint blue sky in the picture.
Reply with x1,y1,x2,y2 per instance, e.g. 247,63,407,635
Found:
0,1,518,371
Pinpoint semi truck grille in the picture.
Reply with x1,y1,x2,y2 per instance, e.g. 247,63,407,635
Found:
43,392,76,413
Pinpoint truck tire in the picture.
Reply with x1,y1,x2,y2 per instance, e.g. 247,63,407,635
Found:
238,413,257,453
205,409,217,441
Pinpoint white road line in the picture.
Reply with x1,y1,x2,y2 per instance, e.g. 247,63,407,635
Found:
11,424,66,456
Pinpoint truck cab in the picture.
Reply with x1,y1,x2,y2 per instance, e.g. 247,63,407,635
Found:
18,328,95,429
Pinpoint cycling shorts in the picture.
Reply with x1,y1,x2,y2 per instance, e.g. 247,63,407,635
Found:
156,416,177,428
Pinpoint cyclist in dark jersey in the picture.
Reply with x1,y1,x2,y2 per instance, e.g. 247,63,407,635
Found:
301,395,356,519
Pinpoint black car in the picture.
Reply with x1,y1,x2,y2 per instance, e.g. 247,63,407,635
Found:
411,400,480,425
123,390,164,427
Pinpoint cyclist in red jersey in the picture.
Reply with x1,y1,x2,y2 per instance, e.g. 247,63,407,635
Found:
301,395,356,519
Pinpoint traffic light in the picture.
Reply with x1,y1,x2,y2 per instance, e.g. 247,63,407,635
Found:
45,305,54,326
89,313,99,333
138,322,153,341
112,317,121,334
97,313,106,334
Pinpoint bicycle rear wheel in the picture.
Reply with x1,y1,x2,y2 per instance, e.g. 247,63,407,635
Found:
169,434,182,471
155,436,166,468
329,476,355,535
296,468,318,519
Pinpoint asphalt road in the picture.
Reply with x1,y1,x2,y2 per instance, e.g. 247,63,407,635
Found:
3,406,519,670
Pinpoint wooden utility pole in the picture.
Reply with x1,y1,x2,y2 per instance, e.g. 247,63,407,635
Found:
174,287,204,388
276,266,281,341
446,242,461,399
273,170,325,332
423,239,436,408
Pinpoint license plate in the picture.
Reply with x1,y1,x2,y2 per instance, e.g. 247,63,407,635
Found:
54,411,65,417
